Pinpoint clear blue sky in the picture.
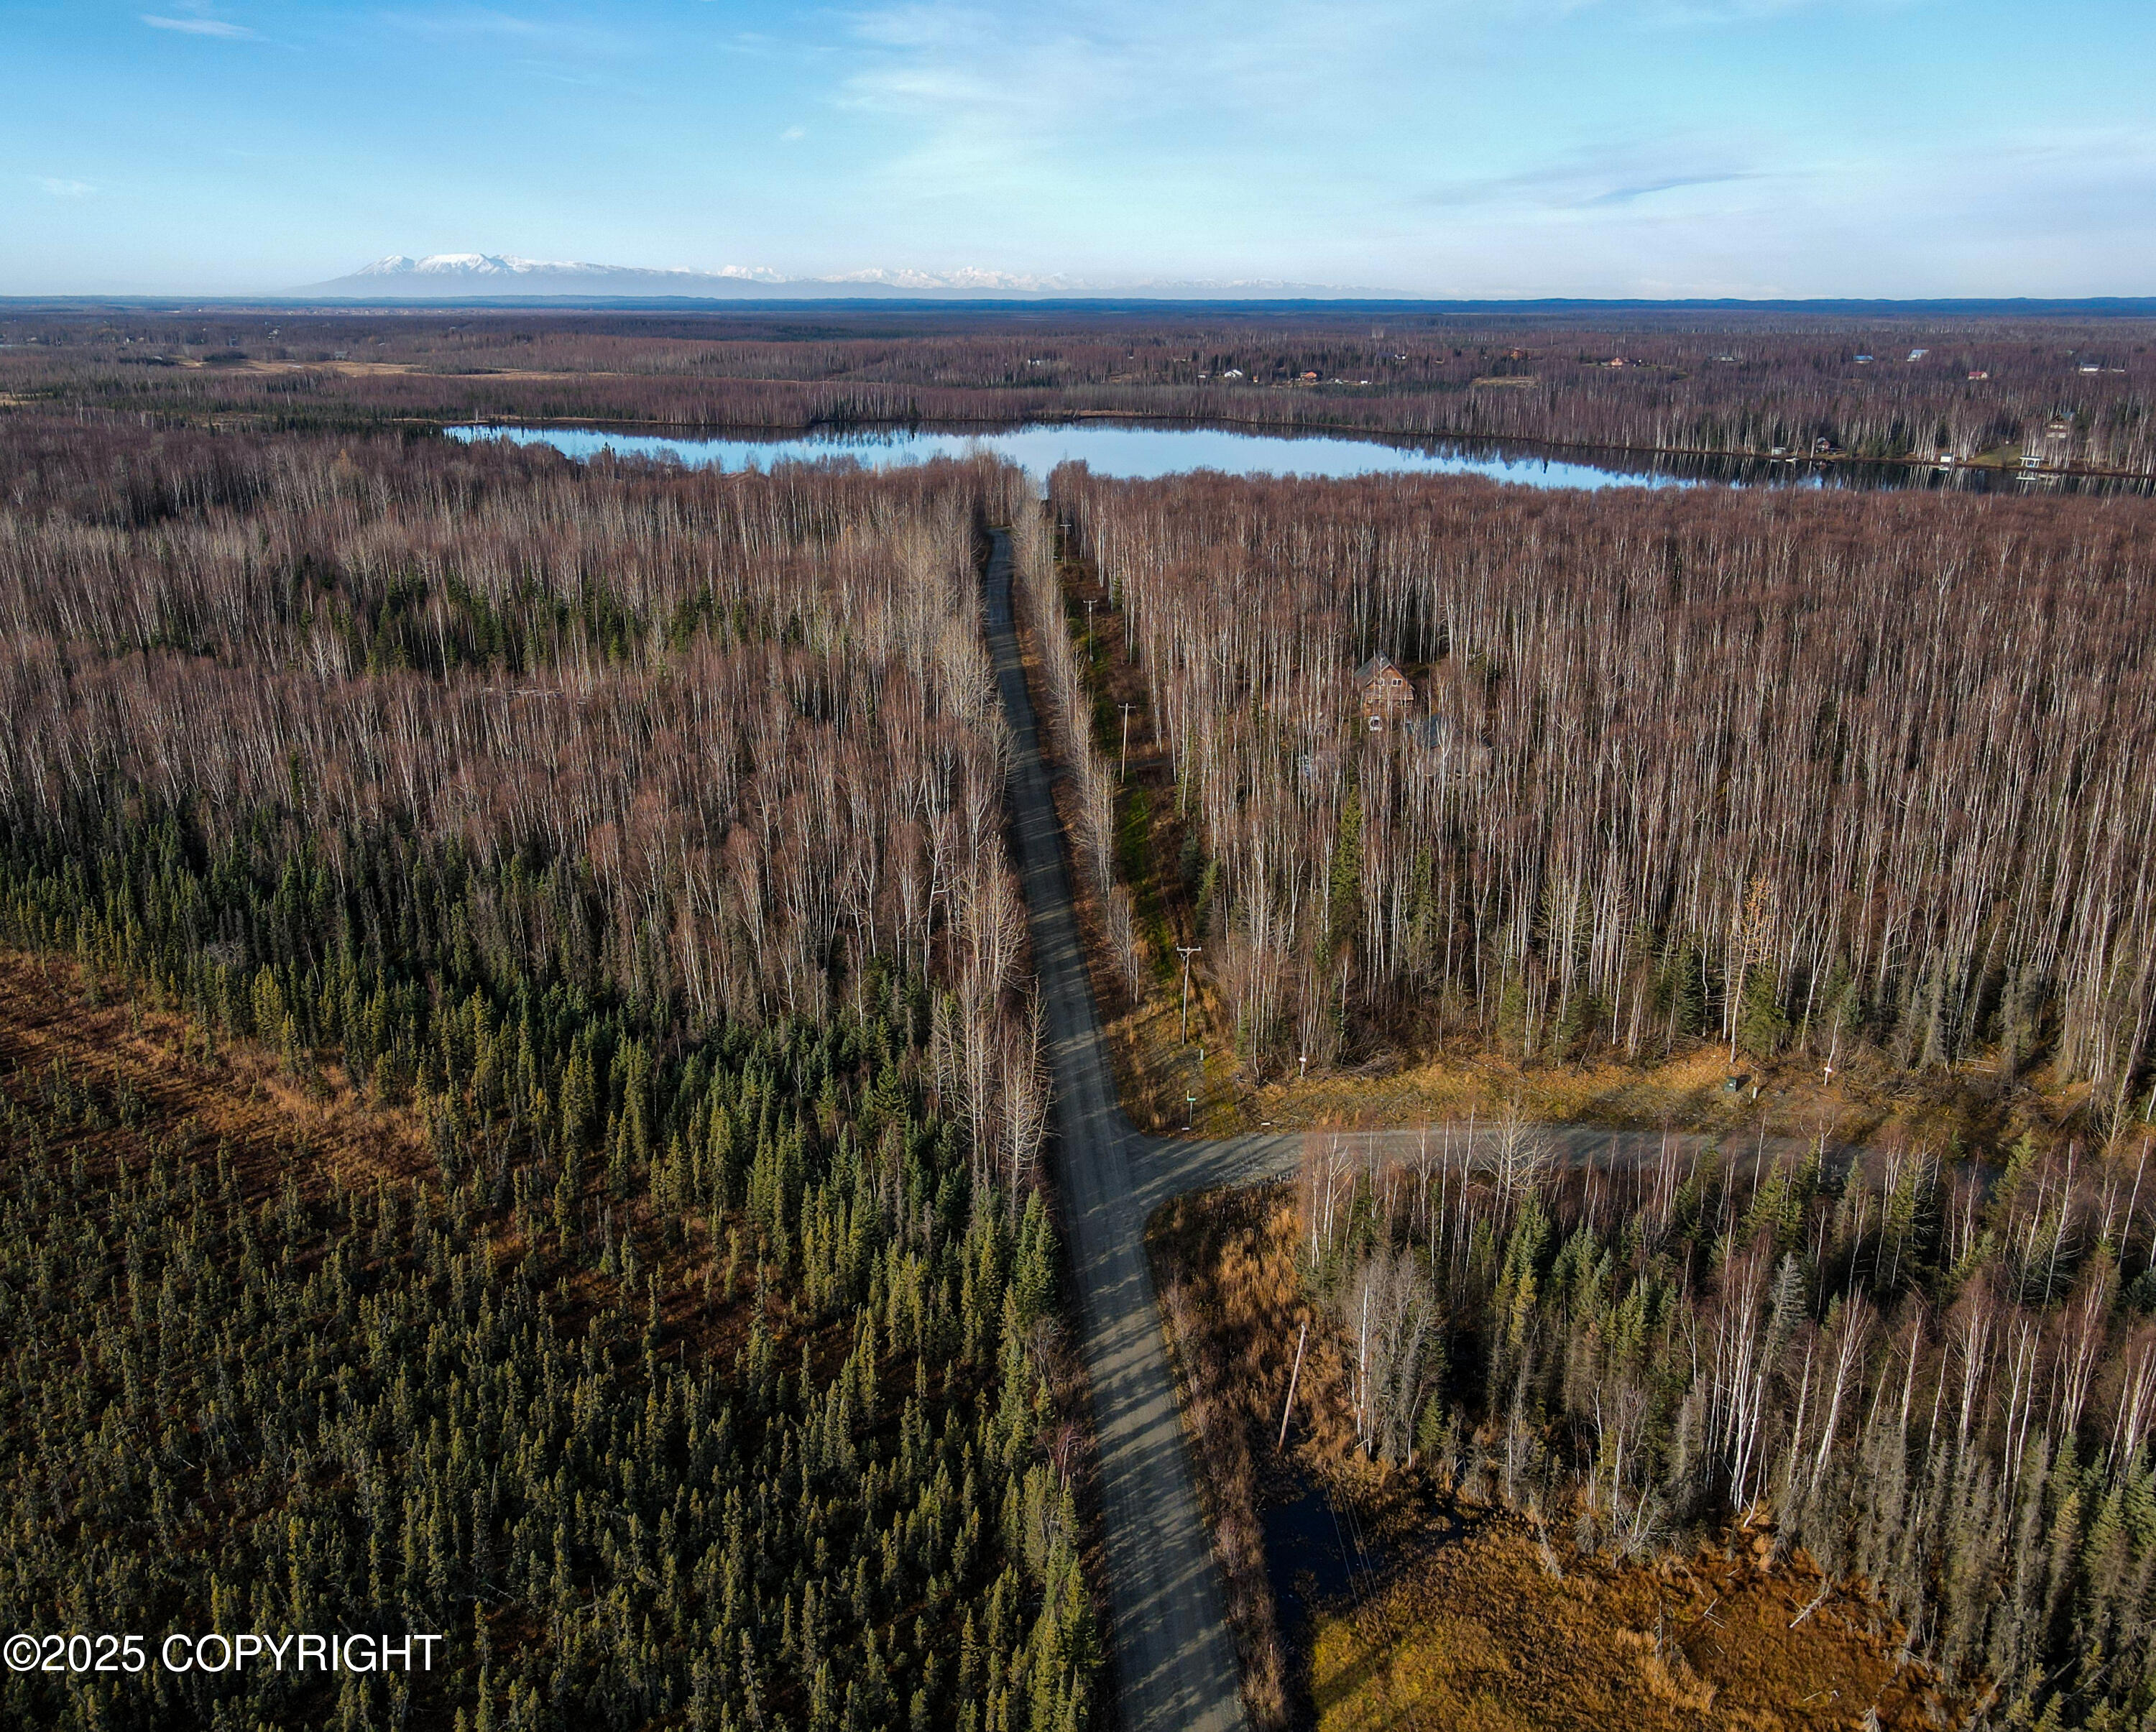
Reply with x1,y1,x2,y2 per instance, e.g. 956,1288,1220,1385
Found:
3,0,2150,296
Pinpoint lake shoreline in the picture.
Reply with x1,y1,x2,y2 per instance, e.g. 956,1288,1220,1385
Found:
443,411,2155,493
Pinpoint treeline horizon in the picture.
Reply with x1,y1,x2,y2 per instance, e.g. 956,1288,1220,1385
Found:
1,307,2150,474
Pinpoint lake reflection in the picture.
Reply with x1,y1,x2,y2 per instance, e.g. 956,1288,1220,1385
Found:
446,420,1708,492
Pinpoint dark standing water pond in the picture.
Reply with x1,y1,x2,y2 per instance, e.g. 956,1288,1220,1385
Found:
1263,1477,1383,1633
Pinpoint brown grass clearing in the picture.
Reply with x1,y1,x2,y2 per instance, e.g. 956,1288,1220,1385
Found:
1237,1036,2087,1154
237,360,658,382
1313,1521,1958,1732
1100,906,2086,1156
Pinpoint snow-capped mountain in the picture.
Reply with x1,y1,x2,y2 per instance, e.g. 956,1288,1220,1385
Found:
313,254,850,297
296,253,1349,300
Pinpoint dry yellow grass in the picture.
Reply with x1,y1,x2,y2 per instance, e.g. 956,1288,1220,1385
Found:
1239,1036,2096,1158
1097,942,2091,1152
1314,1521,1958,1732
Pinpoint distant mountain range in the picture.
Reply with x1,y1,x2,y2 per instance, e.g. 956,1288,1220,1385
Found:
295,252,1350,300
258,259,2156,310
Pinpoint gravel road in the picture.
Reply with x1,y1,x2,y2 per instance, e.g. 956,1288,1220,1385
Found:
988,530,1249,1732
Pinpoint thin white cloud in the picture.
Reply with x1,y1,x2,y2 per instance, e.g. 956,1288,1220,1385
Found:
1383,119,2154,297
377,9,635,57
37,178,96,198
142,13,257,37
780,125,806,141
1491,0,1929,19
515,60,607,86
835,0,1432,200
1422,140,1779,213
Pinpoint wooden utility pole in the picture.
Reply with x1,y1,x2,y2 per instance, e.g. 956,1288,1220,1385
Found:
1119,702,1137,779
1176,944,1202,1043
1278,1320,1309,1451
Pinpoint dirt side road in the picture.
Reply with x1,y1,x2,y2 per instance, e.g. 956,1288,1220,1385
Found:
1141,1122,1848,1208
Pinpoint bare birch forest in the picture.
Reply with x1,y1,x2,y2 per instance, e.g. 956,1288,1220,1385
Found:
0,416,1040,1110
1036,457,2156,1728
1052,466,2156,1133
5,306,2156,1729
0,415,1095,1731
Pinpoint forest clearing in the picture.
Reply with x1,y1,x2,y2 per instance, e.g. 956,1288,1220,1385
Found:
1309,1519,1950,1732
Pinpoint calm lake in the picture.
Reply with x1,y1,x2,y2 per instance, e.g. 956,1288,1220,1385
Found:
446,421,1715,491
447,420,2122,494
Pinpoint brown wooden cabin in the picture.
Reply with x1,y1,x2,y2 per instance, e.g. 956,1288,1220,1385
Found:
1355,655,1417,729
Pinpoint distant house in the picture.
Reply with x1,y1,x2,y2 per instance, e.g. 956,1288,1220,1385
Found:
1355,655,1416,728
1907,348,1928,361
1967,369,1991,381
1221,368,1245,379
2025,417,2076,470
1854,354,1874,365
